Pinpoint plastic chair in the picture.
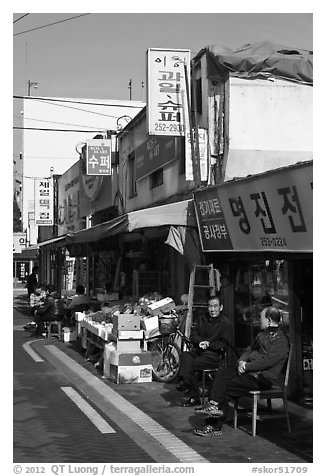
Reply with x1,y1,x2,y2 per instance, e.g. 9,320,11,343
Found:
47,320,62,339
233,343,293,437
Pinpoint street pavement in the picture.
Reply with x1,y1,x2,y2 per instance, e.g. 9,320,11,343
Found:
13,291,313,464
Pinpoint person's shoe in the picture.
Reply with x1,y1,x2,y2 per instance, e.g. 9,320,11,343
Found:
194,401,224,416
181,397,201,407
194,424,222,437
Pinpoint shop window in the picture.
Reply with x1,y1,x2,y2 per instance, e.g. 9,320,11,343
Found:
234,259,289,351
150,168,163,189
128,153,137,198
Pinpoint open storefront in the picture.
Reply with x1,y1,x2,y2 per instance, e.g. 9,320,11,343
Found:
193,161,313,403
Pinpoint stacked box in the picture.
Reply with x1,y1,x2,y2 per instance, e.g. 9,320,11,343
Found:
103,345,152,383
111,314,143,353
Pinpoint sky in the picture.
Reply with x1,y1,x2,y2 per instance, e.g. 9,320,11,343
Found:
12,10,313,102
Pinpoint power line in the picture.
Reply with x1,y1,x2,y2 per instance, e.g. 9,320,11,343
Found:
13,13,29,24
14,127,105,133
13,95,144,109
13,13,90,36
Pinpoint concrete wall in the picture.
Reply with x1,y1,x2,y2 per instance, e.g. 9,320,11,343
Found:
225,77,313,180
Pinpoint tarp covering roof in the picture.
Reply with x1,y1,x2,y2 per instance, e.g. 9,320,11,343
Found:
205,40,313,85
66,199,196,244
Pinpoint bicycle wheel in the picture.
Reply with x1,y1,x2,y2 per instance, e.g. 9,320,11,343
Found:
150,336,181,383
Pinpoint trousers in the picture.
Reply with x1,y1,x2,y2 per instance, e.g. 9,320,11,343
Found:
179,349,223,399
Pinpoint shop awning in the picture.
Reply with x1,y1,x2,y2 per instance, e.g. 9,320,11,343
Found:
38,235,67,248
66,199,196,244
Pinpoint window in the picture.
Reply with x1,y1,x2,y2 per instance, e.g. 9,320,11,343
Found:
150,168,163,189
195,77,202,114
128,153,137,197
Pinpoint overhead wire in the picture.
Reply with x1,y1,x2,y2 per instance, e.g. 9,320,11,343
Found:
14,95,144,109
13,13,90,36
13,13,30,24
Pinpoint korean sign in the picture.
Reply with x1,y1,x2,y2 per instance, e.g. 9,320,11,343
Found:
147,48,191,136
135,136,182,180
86,139,112,175
185,128,208,181
13,232,27,253
194,161,312,252
34,178,54,226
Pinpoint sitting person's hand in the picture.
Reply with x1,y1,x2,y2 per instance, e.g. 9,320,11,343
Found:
199,340,210,350
237,360,247,374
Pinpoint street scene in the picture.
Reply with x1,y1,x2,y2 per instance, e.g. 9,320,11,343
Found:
12,10,313,472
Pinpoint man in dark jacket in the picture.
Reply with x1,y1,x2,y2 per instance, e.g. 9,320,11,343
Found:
178,295,231,407
32,289,66,336
26,266,39,298
193,306,289,437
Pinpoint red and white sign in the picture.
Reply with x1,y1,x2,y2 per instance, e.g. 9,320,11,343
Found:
34,178,54,226
86,139,111,175
147,48,191,136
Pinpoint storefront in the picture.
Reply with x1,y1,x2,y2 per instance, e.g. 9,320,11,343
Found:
66,199,199,301
193,161,313,403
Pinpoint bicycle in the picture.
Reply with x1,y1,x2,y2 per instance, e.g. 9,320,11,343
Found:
149,310,239,383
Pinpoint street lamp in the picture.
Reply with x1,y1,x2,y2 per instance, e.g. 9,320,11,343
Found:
27,80,38,96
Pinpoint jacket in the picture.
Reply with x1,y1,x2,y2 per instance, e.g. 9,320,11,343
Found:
37,294,66,321
190,312,231,353
240,326,289,386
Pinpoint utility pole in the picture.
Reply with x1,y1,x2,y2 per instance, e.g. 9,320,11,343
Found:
128,79,132,100
27,80,38,96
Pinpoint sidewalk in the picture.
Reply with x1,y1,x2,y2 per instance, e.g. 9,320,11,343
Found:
13,294,313,463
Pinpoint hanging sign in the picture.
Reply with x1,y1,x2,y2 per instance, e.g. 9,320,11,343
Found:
34,178,54,225
147,48,191,136
194,161,313,252
86,139,111,175
185,128,208,181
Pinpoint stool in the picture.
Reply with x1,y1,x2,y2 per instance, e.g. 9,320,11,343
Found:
47,320,62,339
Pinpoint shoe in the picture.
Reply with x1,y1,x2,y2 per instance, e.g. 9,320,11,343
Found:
195,401,224,416
194,424,222,437
23,322,36,331
181,397,201,407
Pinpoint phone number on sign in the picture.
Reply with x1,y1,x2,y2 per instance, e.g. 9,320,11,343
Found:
260,236,288,247
154,123,184,133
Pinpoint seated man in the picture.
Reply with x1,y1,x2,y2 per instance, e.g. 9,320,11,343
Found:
178,295,231,407
23,285,47,330
67,285,90,312
193,306,289,437
32,288,66,337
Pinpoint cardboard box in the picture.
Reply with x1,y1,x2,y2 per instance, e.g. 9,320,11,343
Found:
115,330,144,340
112,314,140,331
148,297,176,316
115,340,141,353
110,365,152,384
141,316,160,338
103,348,152,383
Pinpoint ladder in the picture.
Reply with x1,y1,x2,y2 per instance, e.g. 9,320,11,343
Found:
184,264,220,340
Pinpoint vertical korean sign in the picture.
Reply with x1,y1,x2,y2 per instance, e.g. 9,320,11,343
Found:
34,178,54,226
86,139,112,175
147,48,191,136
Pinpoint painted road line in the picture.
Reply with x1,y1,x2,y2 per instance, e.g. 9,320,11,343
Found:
61,386,116,434
46,345,208,463
22,340,44,362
